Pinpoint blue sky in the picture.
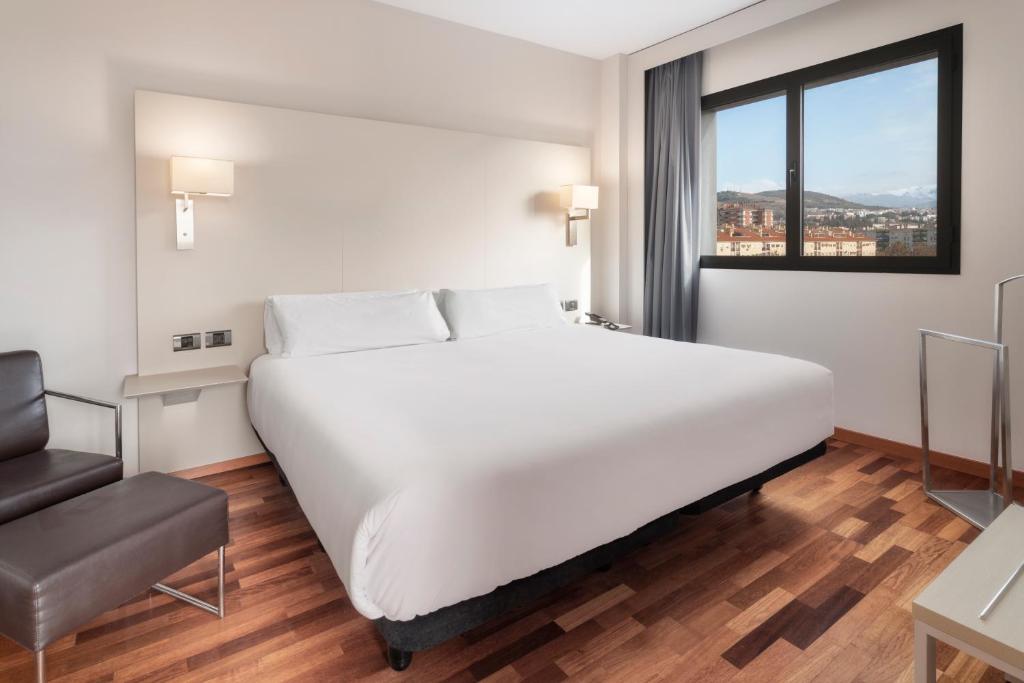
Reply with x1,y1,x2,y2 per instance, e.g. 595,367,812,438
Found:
715,58,937,197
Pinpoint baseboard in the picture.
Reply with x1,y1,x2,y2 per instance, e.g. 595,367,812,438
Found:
170,452,270,480
168,432,1006,482
833,427,1021,480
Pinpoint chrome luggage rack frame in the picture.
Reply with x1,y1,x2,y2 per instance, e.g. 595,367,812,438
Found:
919,274,1024,529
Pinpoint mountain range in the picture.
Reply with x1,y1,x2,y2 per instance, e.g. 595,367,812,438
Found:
842,186,937,208
718,186,936,210
717,190,881,211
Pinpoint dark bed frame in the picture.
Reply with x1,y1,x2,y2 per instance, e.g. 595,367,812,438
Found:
257,435,827,671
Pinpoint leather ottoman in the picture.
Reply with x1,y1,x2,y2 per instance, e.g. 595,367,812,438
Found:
0,472,228,681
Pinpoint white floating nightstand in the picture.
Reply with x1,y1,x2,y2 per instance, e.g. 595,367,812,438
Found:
581,322,632,332
123,365,248,406
579,313,632,332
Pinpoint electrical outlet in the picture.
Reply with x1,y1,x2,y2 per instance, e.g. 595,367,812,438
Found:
205,330,232,348
173,332,202,352
562,299,579,312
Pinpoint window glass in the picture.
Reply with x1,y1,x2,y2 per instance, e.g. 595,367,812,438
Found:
714,95,787,256
803,58,938,256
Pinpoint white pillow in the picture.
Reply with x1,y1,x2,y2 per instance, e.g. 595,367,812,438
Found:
264,301,285,355
267,290,451,358
441,284,566,340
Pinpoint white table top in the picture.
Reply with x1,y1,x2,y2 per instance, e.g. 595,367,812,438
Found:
123,365,248,398
579,321,633,331
913,503,1024,671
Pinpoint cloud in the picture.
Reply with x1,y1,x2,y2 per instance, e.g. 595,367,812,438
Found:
721,178,784,194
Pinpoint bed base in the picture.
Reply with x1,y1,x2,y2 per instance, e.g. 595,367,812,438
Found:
375,439,828,671
254,432,290,488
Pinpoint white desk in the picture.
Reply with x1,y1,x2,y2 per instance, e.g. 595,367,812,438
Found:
914,504,1024,682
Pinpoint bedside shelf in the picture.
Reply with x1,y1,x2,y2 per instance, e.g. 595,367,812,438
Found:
580,321,633,332
123,365,248,406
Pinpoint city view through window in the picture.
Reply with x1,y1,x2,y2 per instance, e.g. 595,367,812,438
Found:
714,58,938,257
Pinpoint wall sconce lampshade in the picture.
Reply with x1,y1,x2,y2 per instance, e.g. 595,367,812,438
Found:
171,156,234,196
559,184,599,211
170,157,234,251
559,184,598,247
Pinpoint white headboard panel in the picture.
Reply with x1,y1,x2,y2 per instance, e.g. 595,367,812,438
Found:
134,90,591,473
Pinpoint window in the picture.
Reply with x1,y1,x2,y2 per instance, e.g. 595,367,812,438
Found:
713,94,787,257
701,25,961,274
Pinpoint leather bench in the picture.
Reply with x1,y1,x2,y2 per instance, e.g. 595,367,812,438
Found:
0,472,228,682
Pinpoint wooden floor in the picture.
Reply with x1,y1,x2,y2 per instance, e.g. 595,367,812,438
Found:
0,438,1016,682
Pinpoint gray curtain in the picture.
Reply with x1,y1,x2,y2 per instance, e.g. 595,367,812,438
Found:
644,52,702,342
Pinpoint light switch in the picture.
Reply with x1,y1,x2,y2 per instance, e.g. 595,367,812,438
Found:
173,333,202,352
205,330,232,348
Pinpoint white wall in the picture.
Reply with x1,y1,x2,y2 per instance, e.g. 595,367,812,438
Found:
622,0,1024,463
590,55,628,321
0,0,598,474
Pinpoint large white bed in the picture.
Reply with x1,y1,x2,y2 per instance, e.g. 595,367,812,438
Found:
247,324,833,627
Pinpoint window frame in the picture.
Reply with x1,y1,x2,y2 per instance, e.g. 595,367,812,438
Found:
699,25,962,274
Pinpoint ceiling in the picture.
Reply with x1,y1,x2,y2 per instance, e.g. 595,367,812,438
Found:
372,0,762,60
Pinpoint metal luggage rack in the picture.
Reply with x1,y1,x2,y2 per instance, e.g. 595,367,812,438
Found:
919,274,1024,529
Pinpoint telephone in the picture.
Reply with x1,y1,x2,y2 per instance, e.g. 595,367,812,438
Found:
584,312,622,331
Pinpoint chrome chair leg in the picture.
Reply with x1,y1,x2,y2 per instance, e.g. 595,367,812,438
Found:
218,545,225,619
152,545,226,618
26,548,225,683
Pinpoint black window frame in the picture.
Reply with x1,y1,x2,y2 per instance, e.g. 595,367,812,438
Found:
699,25,962,274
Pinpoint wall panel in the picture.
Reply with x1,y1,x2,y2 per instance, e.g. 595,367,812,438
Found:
135,91,591,472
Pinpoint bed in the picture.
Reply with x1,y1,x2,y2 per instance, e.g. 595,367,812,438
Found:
247,323,833,670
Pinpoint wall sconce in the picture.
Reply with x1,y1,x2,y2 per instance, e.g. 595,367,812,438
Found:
170,156,234,250
559,184,599,247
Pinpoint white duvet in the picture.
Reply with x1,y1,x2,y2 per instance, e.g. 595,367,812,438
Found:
247,326,833,622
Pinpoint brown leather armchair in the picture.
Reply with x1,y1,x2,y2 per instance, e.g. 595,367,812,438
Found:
0,350,123,525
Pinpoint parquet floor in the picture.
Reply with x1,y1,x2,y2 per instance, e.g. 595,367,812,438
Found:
0,438,1017,682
